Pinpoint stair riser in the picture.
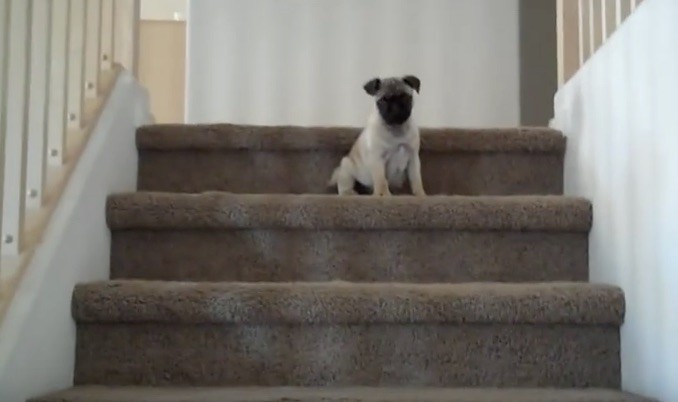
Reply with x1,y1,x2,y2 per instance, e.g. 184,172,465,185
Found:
75,323,620,388
111,230,588,282
137,151,564,195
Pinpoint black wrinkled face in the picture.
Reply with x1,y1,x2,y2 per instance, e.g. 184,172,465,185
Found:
377,92,413,126
363,75,420,127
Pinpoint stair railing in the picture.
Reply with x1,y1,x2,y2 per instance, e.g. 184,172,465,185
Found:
0,0,139,310
557,0,644,88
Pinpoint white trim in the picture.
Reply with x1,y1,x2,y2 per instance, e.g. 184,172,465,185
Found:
0,70,152,402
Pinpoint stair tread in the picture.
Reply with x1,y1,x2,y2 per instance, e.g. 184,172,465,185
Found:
136,123,566,153
32,386,655,402
72,280,624,325
107,192,591,231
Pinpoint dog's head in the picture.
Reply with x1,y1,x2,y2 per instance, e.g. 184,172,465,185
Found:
363,75,420,126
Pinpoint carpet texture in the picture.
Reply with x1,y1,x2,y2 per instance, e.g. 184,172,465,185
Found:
108,193,590,282
136,124,566,195
32,123,647,401
72,281,624,325
31,386,657,402
73,281,622,388
106,193,592,231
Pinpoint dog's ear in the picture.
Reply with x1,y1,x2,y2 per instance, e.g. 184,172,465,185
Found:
363,78,381,95
402,75,421,93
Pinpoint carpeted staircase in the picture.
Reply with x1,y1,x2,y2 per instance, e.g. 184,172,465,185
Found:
33,124,655,402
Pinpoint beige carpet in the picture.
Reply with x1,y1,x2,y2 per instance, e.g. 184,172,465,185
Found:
136,124,566,195
32,124,655,402
107,193,590,282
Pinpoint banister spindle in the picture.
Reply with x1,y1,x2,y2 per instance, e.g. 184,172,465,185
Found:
66,0,85,130
557,0,581,88
618,1,635,29
47,0,69,167
0,0,9,257
100,0,114,73
113,0,139,74
578,0,588,67
26,0,52,210
592,0,603,52
588,0,595,58
1,0,32,255
84,0,101,100
602,0,617,42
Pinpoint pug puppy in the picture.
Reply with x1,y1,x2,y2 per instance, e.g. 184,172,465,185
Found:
328,75,426,196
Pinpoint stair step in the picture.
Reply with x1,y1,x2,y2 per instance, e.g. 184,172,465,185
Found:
107,193,591,282
31,386,656,402
72,281,623,388
136,124,566,195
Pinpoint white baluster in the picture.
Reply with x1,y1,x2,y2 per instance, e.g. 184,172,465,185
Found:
100,0,114,72
557,0,582,87
0,0,9,258
602,0,618,45
1,0,32,255
84,0,101,99
47,0,69,166
66,0,85,130
113,0,139,74
588,0,595,57
26,0,51,210
578,0,590,67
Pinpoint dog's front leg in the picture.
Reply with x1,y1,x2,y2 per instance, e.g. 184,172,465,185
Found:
369,160,391,196
407,154,426,196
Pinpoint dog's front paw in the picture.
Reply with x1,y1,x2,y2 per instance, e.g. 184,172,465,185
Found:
373,187,392,196
412,186,427,196
410,182,426,196
338,188,358,196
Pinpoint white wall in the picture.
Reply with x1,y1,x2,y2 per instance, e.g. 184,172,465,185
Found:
552,0,678,400
186,0,520,128
0,71,152,402
140,0,186,21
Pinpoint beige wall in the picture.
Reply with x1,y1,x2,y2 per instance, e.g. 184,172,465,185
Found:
140,0,186,20
138,20,186,123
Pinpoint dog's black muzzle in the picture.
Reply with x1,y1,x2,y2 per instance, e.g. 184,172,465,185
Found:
377,94,413,126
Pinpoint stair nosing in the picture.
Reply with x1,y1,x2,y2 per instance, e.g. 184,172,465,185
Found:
106,192,592,232
71,280,624,326
31,385,657,402
136,123,566,153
